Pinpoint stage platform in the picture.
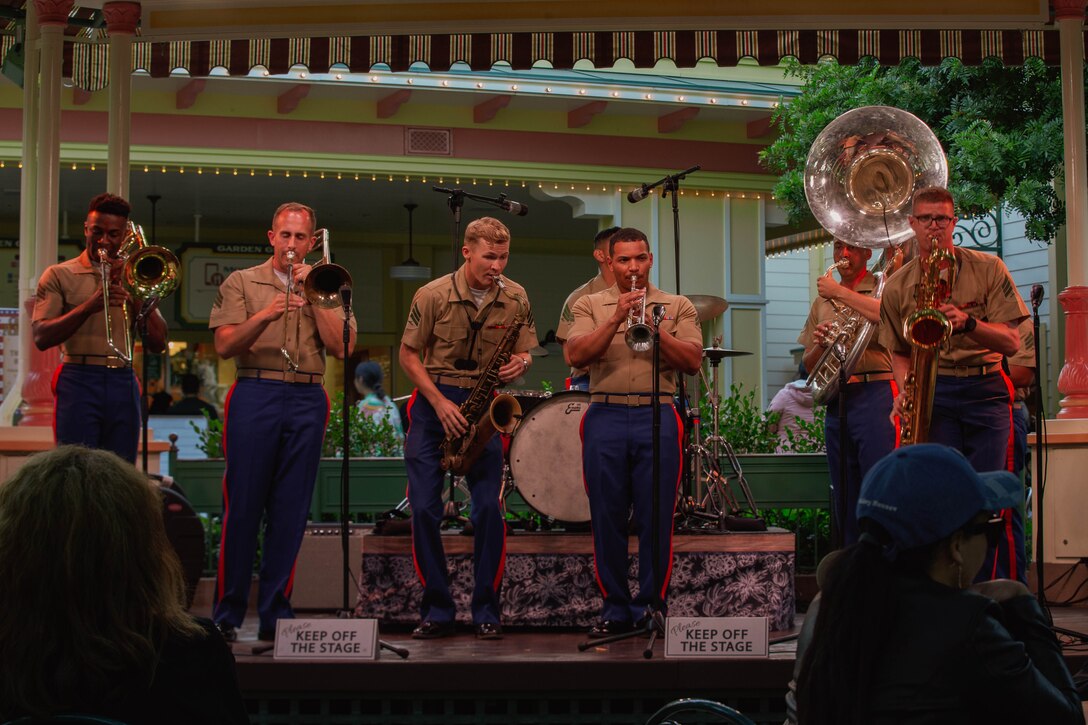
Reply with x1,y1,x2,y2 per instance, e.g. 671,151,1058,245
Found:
222,606,1088,725
353,530,796,631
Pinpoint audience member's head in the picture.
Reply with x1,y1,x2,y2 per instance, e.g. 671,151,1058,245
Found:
181,373,202,397
354,360,387,400
0,446,202,718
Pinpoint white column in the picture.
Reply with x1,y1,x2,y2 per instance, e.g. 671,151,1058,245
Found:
1056,0,1088,287
103,2,140,199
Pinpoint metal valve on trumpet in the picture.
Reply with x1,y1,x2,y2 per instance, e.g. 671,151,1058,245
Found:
624,274,653,352
280,228,354,372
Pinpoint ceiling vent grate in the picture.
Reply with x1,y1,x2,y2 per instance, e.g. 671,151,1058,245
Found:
406,127,452,156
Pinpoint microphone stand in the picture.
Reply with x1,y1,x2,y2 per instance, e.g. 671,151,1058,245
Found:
832,337,849,550
136,300,155,474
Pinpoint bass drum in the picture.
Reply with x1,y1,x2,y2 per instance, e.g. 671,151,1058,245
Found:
509,390,591,523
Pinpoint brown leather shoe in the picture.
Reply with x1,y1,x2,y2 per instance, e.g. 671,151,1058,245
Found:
215,622,237,643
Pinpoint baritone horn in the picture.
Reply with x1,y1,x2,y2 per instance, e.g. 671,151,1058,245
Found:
99,221,180,363
281,228,354,371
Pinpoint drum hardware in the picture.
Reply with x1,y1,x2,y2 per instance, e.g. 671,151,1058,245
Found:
686,294,729,323
679,341,764,532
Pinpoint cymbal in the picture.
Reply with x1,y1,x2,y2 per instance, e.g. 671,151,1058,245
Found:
687,294,728,321
703,346,750,362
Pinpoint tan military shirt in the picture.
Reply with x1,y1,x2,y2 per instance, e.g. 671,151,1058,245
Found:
798,270,892,375
879,246,1028,367
33,253,131,359
566,284,702,394
401,267,538,380
209,258,355,376
556,272,611,377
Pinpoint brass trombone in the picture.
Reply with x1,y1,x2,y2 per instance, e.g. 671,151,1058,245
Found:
280,228,353,371
98,221,180,363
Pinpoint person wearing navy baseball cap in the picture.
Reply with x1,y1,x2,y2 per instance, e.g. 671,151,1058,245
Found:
794,444,1083,725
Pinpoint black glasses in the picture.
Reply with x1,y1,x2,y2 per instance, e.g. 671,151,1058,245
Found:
913,214,955,228
962,515,1005,547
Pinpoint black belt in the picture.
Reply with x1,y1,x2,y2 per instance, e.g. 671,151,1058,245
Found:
434,374,477,389
64,354,130,369
590,393,674,407
847,371,894,384
937,362,1001,378
237,368,323,384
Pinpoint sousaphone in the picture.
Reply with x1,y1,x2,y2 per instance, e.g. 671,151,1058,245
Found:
803,106,948,404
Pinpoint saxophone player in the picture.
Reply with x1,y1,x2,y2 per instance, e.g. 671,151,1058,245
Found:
799,238,898,545
398,217,538,640
879,186,1028,578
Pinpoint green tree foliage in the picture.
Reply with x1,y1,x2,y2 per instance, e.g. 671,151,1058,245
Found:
759,56,1069,243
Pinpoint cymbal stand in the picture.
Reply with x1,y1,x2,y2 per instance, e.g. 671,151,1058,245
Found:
682,350,765,531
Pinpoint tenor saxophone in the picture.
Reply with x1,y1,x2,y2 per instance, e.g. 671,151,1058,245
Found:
900,240,956,445
439,277,526,475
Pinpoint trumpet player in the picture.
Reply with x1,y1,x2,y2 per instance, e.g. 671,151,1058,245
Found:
879,186,1028,580
208,202,356,643
32,193,167,463
399,217,537,640
799,238,898,545
565,228,701,637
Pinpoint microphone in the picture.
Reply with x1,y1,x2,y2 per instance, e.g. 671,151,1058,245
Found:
1031,283,1044,310
627,186,651,204
339,284,352,310
652,304,666,326
500,199,529,216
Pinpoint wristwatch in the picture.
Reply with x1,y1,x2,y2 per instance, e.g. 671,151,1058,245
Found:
961,315,977,334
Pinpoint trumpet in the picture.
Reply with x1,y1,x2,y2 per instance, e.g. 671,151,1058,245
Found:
280,228,354,372
624,273,653,352
99,221,180,364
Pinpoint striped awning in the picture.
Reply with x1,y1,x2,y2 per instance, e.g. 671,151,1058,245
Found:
57,28,1073,91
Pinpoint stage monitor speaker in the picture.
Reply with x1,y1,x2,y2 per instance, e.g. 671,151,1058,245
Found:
291,523,364,611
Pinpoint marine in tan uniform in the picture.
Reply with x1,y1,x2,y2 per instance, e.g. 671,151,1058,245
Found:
879,186,1028,580
555,225,618,390
208,202,357,643
799,239,898,544
399,216,538,640
565,227,702,637
32,193,168,463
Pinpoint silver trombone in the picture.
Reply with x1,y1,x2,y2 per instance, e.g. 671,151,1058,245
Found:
98,221,180,364
624,273,653,351
281,228,353,371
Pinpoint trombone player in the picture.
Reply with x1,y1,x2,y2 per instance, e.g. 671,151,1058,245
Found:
208,202,356,643
33,193,168,463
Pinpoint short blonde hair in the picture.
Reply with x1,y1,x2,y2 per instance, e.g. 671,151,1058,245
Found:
911,186,954,211
464,216,511,247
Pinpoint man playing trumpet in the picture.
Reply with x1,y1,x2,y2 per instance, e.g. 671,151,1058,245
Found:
208,202,356,642
798,238,898,545
565,227,702,637
33,193,168,463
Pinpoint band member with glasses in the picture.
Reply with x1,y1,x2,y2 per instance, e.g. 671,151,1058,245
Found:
208,202,356,643
556,226,619,390
799,238,898,544
565,227,702,637
32,193,168,463
399,217,538,641
879,187,1028,578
